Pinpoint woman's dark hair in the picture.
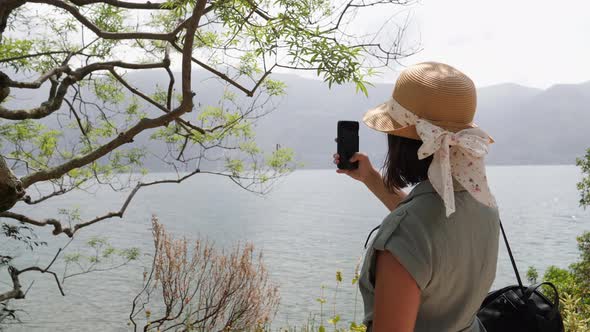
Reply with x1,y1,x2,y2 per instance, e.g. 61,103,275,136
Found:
382,134,433,191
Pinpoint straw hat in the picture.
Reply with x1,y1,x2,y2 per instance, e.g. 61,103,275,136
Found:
363,61,494,143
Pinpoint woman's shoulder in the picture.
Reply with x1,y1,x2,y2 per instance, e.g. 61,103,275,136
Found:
392,188,446,224
376,194,442,243
394,180,499,223
370,192,439,291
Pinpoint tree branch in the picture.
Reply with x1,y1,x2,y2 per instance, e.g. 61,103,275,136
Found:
0,211,74,236
17,1,206,187
0,155,25,213
68,0,172,10
0,248,65,302
23,178,88,205
170,42,253,97
6,65,70,89
27,0,183,41
107,68,205,134
0,51,69,64
0,60,168,120
67,0,216,14
1,168,204,236
170,42,274,98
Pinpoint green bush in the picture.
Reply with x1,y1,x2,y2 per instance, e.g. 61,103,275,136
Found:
527,232,590,332
525,149,590,331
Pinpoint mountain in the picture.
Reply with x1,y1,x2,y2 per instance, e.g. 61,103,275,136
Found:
252,76,590,168
2,69,589,170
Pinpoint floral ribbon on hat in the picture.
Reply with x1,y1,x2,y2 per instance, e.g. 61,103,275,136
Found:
384,98,497,217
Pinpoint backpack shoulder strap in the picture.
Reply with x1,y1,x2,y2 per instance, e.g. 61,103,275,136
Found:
499,218,524,291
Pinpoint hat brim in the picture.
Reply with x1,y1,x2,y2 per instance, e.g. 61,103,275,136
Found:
362,101,495,144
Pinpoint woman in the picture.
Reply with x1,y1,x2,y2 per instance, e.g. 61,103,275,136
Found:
333,62,500,332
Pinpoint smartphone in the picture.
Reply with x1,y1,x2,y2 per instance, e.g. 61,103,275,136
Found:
337,121,359,170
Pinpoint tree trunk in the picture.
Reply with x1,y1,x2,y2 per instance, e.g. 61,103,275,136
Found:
0,155,24,212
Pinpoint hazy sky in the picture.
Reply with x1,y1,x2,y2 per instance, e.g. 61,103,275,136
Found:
10,0,588,89
286,0,590,89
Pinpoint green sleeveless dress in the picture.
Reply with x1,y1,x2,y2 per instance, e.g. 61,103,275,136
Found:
359,179,500,332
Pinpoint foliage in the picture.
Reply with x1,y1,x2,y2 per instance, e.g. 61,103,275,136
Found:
1,224,46,255
61,236,140,283
527,232,590,331
577,148,590,208
561,293,590,332
524,148,590,331
527,149,590,332
0,301,21,328
0,232,138,324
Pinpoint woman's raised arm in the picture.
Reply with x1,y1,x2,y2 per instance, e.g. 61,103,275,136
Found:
333,152,407,211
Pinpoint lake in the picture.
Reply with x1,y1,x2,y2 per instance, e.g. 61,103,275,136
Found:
3,165,590,331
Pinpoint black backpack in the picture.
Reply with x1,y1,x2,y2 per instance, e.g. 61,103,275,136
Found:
477,219,565,332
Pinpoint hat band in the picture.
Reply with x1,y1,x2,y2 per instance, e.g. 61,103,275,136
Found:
384,97,419,127
385,97,477,130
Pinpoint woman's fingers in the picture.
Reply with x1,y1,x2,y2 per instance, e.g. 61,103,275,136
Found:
349,152,366,162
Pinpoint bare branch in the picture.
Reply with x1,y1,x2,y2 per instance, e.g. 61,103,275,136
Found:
23,178,88,204
0,248,65,302
0,211,74,236
0,169,203,236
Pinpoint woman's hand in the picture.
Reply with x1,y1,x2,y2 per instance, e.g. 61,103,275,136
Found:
333,152,380,184
333,150,407,211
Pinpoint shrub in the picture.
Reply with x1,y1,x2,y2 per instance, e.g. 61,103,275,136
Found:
129,216,279,331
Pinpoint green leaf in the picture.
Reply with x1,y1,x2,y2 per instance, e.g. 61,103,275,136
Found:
120,247,140,260
576,148,590,208
266,147,295,172
0,38,34,70
355,81,369,97
64,253,82,263
349,322,367,332
226,158,245,176
87,237,108,248
327,315,340,325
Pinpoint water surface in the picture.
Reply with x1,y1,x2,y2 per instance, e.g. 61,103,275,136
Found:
4,165,589,331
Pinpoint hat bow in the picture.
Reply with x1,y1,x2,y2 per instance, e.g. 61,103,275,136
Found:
415,119,496,217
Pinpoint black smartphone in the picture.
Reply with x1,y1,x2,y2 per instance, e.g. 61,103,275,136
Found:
337,121,359,170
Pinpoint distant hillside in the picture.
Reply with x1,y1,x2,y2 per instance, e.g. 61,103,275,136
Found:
2,69,589,170
252,76,590,167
